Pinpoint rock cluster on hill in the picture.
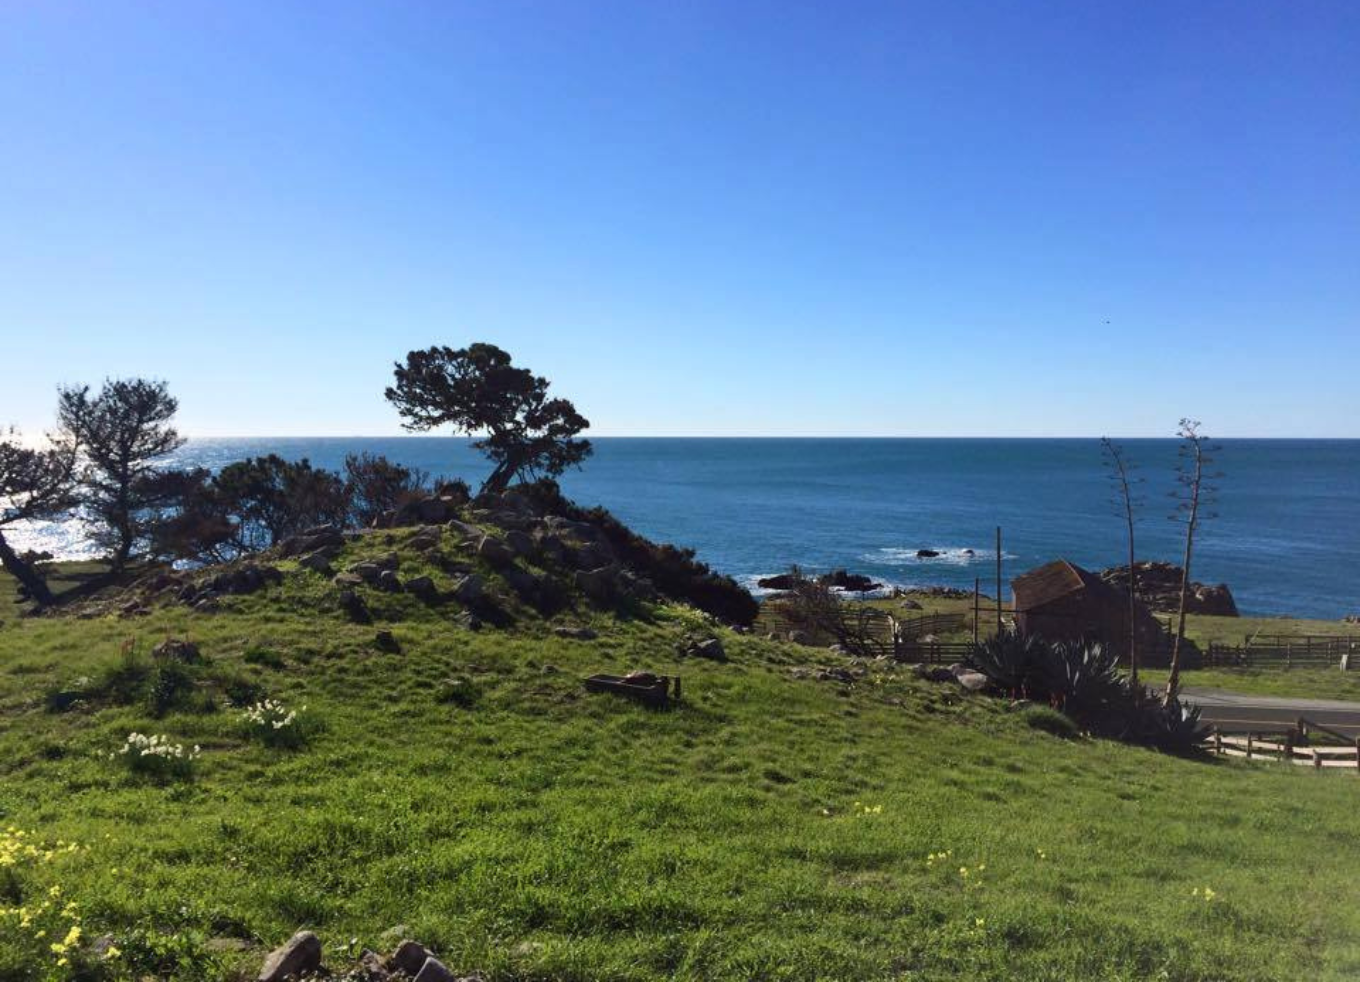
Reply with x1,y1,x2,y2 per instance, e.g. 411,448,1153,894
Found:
1099,562,1239,617
258,930,478,982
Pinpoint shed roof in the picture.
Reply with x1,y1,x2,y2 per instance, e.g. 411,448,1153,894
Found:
1011,559,1110,612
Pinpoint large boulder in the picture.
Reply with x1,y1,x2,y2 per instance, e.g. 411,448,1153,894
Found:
1099,562,1239,617
819,569,882,593
338,589,373,624
208,564,283,596
258,930,322,982
575,565,620,604
477,535,517,568
279,526,344,559
405,575,439,602
453,574,484,605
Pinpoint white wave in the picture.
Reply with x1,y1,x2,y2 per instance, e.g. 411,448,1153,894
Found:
865,546,1018,567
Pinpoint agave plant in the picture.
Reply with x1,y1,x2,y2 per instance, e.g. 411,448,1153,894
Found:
1148,696,1209,753
967,631,1048,697
1046,641,1124,716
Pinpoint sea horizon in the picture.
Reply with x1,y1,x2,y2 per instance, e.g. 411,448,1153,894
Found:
14,435,1359,621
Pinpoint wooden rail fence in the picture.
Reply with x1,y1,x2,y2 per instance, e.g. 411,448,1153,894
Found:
1204,717,1360,772
1205,635,1360,669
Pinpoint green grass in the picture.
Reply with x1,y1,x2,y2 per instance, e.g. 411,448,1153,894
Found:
4,537,1360,980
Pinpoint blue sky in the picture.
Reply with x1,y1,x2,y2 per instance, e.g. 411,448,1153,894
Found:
2,1,1357,437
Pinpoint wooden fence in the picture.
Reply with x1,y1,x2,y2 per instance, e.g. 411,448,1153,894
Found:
1204,717,1360,772
1204,635,1360,669
757,605,972,658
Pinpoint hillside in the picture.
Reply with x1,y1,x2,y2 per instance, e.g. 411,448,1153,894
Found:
2,499,1360,981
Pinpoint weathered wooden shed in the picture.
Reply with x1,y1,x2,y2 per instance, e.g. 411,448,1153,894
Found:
1012,559,1165,659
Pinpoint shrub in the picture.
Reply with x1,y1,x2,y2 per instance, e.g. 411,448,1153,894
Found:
242,645,285,670
1020,705,1081,739
0,829,110,982
968,632,1208,753
111,733,201,781
146,660,199,717
239,699,311,748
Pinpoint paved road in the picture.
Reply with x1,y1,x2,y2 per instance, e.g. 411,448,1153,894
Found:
1183,687,1360,736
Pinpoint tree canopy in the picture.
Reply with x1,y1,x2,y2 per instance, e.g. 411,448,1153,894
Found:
385,343,591,496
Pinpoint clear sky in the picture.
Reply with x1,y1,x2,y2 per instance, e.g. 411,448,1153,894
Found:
2,1,1357,438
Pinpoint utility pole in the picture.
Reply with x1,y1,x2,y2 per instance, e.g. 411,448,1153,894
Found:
995,526,1003,635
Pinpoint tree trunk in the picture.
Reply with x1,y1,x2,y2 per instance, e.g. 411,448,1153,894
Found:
0,530,55,607
1126,517,1138,686
1164,451,1203,704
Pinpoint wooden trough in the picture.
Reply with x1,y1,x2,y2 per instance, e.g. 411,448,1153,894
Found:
583,673,679,709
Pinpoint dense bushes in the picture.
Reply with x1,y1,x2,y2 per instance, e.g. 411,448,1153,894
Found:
969,632,1208,752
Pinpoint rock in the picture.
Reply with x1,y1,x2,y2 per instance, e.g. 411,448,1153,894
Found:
151,638,202,663
453,574,484,605
376,553,400,571
390,496,454,527
298,552,333,575
756,573,803,590
376,570,403,592
505,529,536,558
912,663,957,683
1099,562,1239,617
405,576,439,602
374,630,401,653
413,956,457,982
819,569,882,592
356,948,390,981
477,535,517,568
391,940,433,976
569,541,615,571
956,670,990,691
553,626,598,640
534,533,567,564
447,519,483,540
332,572,364,588
787,630,811,645
815,666,857,684
257,930,321,982
279,527,344,558
575,565,620,604
347,562,385,585
408,526,443,552
501,566,541,600
338,589,372,625
916,549,941,559
209,564,283,596
682,637,726,661
898,598,923,610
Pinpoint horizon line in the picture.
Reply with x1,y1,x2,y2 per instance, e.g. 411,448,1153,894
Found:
177,433,1360,441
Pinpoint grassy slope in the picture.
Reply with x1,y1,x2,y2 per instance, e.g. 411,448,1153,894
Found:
3,537,1360,981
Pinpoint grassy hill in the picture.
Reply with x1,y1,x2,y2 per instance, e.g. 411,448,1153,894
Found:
3,517,1360,981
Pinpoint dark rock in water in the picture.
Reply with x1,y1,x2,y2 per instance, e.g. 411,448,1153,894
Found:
916,549,941,559
1099,562,1239,617
820,569,882,592
258,930,321,982
757,573,802,590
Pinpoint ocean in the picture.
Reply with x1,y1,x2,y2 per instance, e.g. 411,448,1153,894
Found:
10,437,1359,619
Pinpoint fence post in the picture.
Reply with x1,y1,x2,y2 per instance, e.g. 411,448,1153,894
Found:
1314,746,1322,770
1214,728,1222,756
1354,737,1359,775
1246,734,1253,760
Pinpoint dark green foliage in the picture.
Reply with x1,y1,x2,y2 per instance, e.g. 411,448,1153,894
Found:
146,660,198,717
0,430,78,606
211,455,349,553
344,452,430,527
57,378,185,571
968,632,1207,753
243,645,286,669
385,343,592,495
